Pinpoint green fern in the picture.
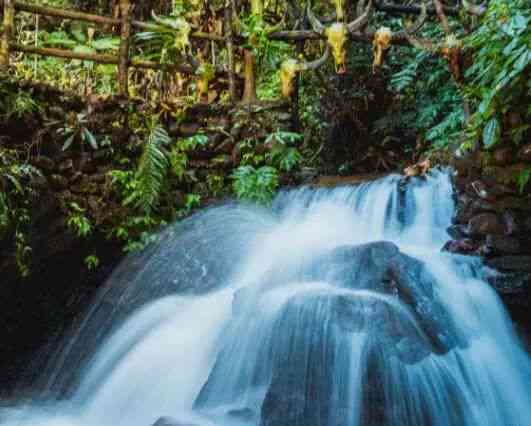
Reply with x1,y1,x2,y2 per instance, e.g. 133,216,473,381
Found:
129,122,171,214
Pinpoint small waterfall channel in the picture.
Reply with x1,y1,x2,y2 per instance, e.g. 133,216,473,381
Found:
1,169,530,426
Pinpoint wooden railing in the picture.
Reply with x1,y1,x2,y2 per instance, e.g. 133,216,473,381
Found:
0,1,460,103
0,0,234,98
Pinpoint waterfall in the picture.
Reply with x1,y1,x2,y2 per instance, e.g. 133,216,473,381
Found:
1,169,530,426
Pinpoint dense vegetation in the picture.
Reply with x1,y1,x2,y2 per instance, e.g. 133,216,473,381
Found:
0,0,530,276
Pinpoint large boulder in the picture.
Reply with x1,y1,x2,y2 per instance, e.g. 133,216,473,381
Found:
319,241,400,290
199,241,465,426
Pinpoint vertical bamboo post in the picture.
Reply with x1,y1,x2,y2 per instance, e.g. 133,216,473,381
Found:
291,40,304,132
118,0,132,96
224,0,236,102
0,0,15,71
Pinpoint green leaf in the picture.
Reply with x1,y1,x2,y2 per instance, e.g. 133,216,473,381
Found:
73,45,96,55
91,37,120,51
62,134,76,151
482,118,501,149
517,168,531,194
83,129,98,150
71,23,87,44
44,31,77,48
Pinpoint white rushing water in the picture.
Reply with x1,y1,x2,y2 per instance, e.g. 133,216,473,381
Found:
1,169,530,426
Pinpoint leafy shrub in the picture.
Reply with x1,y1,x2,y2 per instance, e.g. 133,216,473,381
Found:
232,165,279,205
464,0,530,150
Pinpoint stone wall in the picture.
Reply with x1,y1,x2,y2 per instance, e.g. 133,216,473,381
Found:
444,143,531,341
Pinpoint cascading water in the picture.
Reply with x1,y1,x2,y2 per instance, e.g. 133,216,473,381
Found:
1,169,530,426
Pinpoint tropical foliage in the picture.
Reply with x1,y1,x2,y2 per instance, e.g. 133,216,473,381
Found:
0,0,530,275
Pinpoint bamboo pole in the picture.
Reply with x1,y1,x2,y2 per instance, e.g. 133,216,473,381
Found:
241,49,257,104
224,0,236,102
118,0,132,96
375,1,459,17
0,0,14,70
267,30,430,47
10,44,231,76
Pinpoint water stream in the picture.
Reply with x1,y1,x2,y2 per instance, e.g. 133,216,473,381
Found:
1,169,530,426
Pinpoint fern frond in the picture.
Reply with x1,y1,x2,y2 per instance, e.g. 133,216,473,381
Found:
135,124,171,214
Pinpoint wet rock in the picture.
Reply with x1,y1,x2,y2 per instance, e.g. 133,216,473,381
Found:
91,172,107,183
58,158,74,174
87,195,100,212
322,241,400,290
442,239,478,255
446,224,468,239
92,148,112,160
333,296,391,333
484,235,521,255
296,167,319,184
486,256,531,272
394,336,431,365
388,252,464,354
49,174,69,190
152,417,198,426
31,155,55,173
493,147,514,166
468,213,505,236
71,178,99,195
469,180,489,199
487,272,530,295
79,152,97,173
227,407,256,421
30,172,49,191
453,196,496,225
453,202,473,225
70,171,83,183
502,210,520,235
518,143,531,163
496,196,531,213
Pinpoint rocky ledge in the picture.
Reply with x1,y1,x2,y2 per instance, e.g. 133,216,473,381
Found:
443,143,531,341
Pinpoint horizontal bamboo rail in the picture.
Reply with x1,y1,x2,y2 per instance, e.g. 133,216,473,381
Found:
11,44,234,75
267,30,423,47
375,1,460,16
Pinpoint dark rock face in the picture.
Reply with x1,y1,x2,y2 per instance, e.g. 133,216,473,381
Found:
444,170,531,344
486,256,531,272
442,239,478,254
487,272,531,297
484,235,522,255
446,224,468,240
518,143,531,163
502,210,520,236
493,147,514,166
468,213,506,236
